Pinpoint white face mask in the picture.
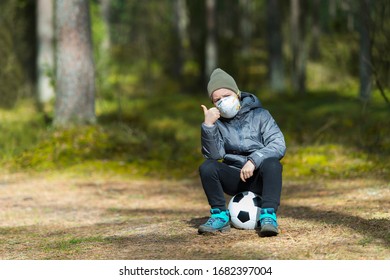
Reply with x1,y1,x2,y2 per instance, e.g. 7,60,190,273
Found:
216,95,241,119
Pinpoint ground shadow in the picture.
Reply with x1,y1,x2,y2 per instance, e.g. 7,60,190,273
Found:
280,205,390,247
187,217,208,229
105,207,196,217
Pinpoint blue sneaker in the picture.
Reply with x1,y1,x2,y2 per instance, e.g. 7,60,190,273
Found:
258,208,278,237
198,208,230,234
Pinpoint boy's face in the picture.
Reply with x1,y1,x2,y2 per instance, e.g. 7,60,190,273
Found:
211,88,236,106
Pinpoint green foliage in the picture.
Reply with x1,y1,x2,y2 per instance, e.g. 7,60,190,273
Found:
14,126,111,170
265,89,390,151
282,144,375,178
318,34,360,79
2,86,389,181
1,0,390,179
0,100,45,160
264,89,390,180
0,0,36,108
5,93,206,178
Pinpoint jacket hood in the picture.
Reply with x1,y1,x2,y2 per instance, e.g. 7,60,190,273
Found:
238,92,262,115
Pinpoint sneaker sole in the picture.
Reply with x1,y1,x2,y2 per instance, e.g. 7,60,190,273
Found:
259,225,278,237
198,224,231,234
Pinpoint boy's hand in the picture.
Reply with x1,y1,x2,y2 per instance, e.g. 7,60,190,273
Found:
201,105,220,126
240,160,255,182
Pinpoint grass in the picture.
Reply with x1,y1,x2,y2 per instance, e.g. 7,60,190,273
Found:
2,88,389,181
0,100,46,160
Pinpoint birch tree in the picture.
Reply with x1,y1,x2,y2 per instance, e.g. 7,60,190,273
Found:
37,0,55,103
205,0,217,78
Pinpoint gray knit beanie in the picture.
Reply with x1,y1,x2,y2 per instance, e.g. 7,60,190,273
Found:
207,68,240,99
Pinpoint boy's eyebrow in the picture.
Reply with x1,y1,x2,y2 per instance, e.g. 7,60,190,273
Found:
213,93,231,103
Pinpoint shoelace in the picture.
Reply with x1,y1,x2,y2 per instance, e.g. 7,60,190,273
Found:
206,217,225,226
262,217,275,225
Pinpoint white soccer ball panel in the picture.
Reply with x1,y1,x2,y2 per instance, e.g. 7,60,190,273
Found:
228,191,262,230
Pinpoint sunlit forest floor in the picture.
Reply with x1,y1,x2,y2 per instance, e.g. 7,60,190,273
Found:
0,89,389,259
0,173,388,259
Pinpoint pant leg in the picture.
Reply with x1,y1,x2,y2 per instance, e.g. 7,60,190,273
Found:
199,158,282,211
257,157,283,211
199,159,243,210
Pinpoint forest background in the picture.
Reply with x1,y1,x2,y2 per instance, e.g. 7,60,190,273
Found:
0,0,389,260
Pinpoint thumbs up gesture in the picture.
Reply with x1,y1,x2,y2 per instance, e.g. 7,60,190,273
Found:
201,105,220,126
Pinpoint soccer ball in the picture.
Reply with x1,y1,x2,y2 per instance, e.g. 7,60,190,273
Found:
228,191,262,230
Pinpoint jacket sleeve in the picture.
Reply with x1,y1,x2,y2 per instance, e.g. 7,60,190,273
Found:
201,123,225,160
223,154,248,169
248,110,286,169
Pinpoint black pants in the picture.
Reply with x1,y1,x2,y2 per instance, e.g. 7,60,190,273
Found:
199,157,283,211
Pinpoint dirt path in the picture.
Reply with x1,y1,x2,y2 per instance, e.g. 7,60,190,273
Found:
0,173,389,259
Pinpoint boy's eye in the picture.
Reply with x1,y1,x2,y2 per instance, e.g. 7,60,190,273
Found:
213,93,231,103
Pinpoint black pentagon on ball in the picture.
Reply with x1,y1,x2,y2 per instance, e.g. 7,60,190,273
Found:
237,211,250,223
233,192,245,203
252,196,262,207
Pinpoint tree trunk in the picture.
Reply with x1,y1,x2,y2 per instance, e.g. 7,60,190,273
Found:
55,0,96,126
205,0,217,78
173,0,189,78
310,0,321,60
359,0,372,101
267,0,285,93
37,0,55,103
239,0,252,57
291,0,306,94
100,0,111,51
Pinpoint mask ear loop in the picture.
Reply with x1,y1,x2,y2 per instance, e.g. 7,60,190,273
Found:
235,90,242,111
